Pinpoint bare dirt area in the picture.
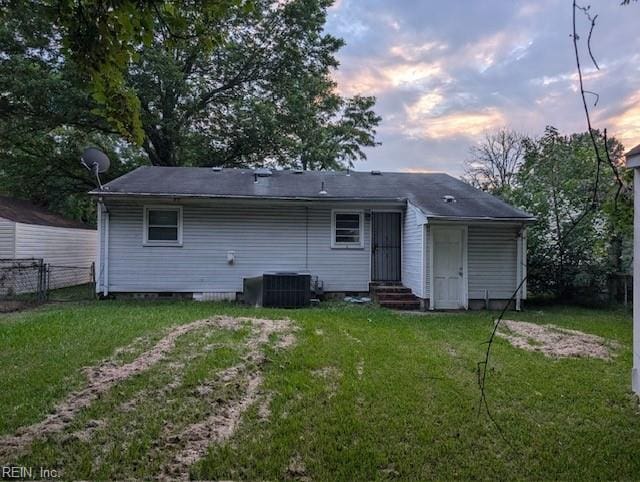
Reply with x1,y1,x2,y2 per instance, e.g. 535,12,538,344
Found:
161,317,295,479
497,319,618,359
312,366,342,398
0,315,296,474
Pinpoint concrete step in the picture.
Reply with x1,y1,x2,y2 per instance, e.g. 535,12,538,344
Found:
379,299,422,310
377,292,418,300
372,286,412,294
369,281,402,287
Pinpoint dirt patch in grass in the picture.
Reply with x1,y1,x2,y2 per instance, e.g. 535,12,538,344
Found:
341,328,362,344
286,454,311,481
0,316,293,463
312,366,342,398
161,316,295,479
497,319,617,359
356,359,364,379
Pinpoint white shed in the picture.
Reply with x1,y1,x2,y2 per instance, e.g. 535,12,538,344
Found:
0,196,96,290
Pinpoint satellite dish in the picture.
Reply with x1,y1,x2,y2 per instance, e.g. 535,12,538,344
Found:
81,147,110,173
80,147,111,190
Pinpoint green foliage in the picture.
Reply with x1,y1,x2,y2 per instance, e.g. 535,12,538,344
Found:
6,0,243,143
0,0,380,221
509,126,631,299
0,5,146,222
129,0,380,168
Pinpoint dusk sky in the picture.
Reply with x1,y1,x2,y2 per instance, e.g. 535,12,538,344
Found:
324,0,640,175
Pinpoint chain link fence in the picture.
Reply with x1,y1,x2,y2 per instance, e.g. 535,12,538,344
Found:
0,259,95,311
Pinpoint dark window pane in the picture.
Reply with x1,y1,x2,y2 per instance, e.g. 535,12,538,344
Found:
336,228,360,237
336,214,360,223
148,227,178,241
148,210,178,226
336,219,360,229
336,235,359,243
334,213,360,244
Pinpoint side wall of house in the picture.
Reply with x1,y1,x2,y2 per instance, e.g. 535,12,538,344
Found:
401,204,423,297
103,201,377,293
0,217,15,258
14,223,97,288
467,224,519,301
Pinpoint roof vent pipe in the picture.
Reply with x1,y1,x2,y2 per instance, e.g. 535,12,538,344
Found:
443,195,456,203
254,173,258,183
346,167,351,177
319,181,327,195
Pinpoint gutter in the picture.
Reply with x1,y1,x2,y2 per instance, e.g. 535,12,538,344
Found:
88,191,407,203
425,215,536,223
89,192,535,223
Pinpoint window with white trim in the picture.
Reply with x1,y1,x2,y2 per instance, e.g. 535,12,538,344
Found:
332,210,363,248
143,206,182,245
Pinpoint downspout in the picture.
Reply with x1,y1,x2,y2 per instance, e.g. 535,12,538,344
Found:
96,203,102,294
515,226,524,311
103,205,110,297
522,226,528,300
305,206,309,270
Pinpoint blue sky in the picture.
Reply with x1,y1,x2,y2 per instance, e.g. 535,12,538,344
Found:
325,0,640,175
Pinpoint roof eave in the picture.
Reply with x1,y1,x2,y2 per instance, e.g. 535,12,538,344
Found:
426,215,536,223
89,191,407,203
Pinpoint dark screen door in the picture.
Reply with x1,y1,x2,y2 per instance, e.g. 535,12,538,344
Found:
371,212,401,281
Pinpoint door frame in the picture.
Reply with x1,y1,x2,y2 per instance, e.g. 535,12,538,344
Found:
429,224,468,310
368,209,403,283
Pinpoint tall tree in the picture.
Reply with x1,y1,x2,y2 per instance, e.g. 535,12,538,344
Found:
0,0,381,220
128,0,380,169
512,126,630,299
463,128,526,196
1,0,242,143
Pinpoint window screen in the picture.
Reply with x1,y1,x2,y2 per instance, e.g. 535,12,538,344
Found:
334,212,361,245
147,209,179,242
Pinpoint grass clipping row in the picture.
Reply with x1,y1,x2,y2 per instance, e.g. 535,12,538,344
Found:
497,319,617,360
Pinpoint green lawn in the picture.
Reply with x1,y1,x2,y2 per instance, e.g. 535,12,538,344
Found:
0,301,638,480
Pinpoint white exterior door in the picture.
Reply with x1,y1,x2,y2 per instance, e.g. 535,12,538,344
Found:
433,227,466,309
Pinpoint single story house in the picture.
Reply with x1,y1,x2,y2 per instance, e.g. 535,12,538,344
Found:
91,166,534,310
0,196,97,291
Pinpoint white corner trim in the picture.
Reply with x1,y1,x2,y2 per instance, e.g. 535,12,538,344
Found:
103,209,109,296
331,209,364,249
96,204,102,293
142,205,183,247
522,227,528,300
429,226,434,310
462,225,469,310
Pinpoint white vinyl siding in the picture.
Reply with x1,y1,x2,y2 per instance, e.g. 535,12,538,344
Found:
13,223,97,289
104,201,374,293
467,224,519,299
401,204,423,298
0,217,16,258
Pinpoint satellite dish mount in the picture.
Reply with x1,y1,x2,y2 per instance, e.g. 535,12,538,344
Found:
80,147,111,190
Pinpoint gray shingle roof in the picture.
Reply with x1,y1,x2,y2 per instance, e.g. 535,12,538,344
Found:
0,196,93,229
626,144,640,158
94,166,534,221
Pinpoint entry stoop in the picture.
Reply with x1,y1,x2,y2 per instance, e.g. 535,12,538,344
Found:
370,283,421,310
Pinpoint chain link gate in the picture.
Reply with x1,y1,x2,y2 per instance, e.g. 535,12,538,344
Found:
0,259,95,311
